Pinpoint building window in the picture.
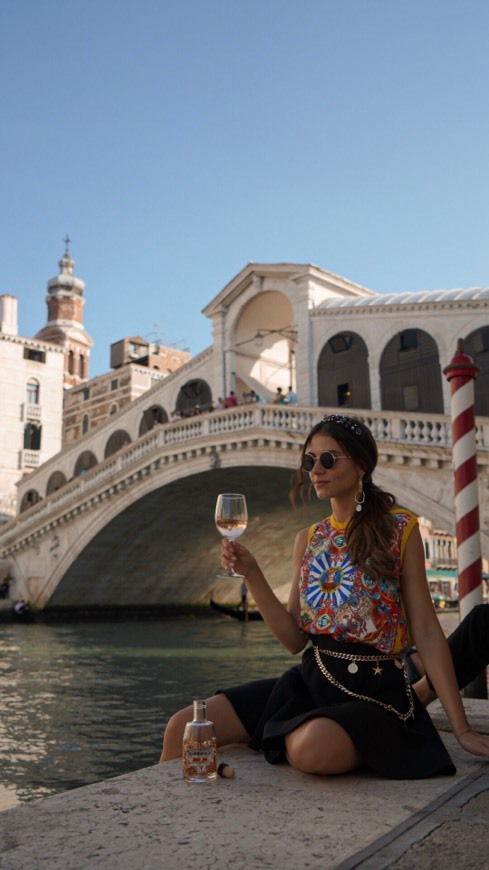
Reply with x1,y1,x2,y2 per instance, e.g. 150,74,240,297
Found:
110,379,119,391
82,415,89,434
23,348,46,363
337,383,351,406
399,330,418,351
83,387,90,400
403,384,419,411
78,354,85,378
68,350,75,374
24,423,41,450
329,335,352,354
26,379,40,404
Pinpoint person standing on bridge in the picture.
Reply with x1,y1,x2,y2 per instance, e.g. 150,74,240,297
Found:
286,386,297,405
161,414,489,776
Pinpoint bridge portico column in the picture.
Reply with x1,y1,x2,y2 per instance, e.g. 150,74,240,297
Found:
211,304,229,399
293,281,316,406
368,363,381,410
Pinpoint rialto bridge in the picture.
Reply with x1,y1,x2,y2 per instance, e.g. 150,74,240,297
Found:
1,262,489,608
1,405,488,609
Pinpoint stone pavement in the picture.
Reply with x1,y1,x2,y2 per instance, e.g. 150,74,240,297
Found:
0,700,488,869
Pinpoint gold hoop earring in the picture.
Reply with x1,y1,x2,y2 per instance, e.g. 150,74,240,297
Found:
355,478,365,512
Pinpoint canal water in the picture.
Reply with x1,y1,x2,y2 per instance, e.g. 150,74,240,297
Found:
0,615,293,807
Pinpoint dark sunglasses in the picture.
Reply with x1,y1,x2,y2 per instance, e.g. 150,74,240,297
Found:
302,451,347,472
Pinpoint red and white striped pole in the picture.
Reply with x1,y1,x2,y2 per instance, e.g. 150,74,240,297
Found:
443,339,482,620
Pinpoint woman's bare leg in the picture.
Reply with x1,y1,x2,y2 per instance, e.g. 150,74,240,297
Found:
159,694,250,762
285,718,362,775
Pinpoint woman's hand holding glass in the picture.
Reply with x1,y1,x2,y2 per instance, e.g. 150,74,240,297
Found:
215,493,248,579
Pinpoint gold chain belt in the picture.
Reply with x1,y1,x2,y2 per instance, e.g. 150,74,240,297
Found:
313,645,415,723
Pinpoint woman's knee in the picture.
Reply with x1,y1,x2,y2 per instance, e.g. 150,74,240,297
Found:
285,719,361,775
160,705,193,761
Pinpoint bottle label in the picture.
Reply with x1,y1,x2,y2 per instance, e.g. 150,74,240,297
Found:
183,741,217,780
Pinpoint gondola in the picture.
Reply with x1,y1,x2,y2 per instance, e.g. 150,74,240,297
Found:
209,596,263,621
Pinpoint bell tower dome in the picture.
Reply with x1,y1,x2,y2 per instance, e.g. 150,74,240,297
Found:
35,237,93,388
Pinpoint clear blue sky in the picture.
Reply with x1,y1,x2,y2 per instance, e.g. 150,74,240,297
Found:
1,0,488,376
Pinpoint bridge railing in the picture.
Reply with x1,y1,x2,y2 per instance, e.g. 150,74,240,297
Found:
2,406,488,544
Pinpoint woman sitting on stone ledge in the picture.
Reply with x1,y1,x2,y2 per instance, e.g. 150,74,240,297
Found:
161,415,489,778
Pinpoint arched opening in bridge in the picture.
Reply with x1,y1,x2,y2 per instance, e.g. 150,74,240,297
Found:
233,291,296,402
464,326,489,416
44,466,323,608
105,430,132,458
139,405,169,435
20,489,42,513
46,470,68,495
317,332,371,409
379,329,443,413
176,380,212,416
74,450,98,477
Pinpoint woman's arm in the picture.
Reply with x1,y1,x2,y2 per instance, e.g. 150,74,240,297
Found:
401,525,489,757
221,529,308,654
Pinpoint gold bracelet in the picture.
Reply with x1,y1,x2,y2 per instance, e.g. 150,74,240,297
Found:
455,727,471,740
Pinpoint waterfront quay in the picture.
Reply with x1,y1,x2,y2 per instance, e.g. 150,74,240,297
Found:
0,699,488,869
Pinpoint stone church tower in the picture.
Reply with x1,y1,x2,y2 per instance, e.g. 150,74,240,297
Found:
35,239,93,388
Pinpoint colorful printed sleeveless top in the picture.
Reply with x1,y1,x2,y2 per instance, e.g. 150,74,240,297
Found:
299,509,418,654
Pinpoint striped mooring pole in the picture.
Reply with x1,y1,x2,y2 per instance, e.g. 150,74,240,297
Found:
443,339,486,698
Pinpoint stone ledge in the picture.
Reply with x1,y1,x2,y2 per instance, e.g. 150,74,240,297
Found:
0,731,485,870
428,698,489,735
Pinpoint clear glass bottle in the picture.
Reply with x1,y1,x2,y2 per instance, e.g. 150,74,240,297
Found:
182,700,217,782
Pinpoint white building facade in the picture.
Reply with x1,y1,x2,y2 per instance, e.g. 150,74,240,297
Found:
0,295,65,521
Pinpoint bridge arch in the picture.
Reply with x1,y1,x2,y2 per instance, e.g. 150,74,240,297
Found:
465,326,489,416
317,331,371,409
46,470,67,495
33,449,309,607
139,405,169,435
104,430,132,458
176,379,212,415
74,450,98,477
380,329,443,413
233,290,296,400
3,407,489,609
20,489,42,513
29,443,467,609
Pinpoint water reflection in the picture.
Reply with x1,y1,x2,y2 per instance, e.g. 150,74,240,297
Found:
0,617,292,805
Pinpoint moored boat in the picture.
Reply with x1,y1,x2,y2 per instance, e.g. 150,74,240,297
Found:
209,596,263,621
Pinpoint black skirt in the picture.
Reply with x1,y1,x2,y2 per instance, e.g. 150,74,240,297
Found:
220,634,456,780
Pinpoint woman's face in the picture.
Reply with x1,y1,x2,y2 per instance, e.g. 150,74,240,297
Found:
305,432,362,503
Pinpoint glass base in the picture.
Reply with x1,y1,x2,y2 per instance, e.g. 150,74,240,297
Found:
215,570,245,579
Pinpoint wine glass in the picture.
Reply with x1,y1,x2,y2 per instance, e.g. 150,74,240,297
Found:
215,493,248,579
